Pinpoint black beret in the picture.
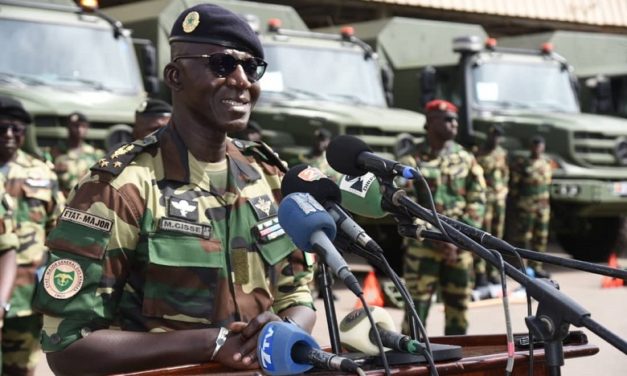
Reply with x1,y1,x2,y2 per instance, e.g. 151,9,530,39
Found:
531,135,545,145
68,111,88,123
169,4,264,59
314,128,332,140
136,98,172,115
0,95,32,124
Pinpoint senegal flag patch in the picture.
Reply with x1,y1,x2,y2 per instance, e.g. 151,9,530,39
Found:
43,259,84,299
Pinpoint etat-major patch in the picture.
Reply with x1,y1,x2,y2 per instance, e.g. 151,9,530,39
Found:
60,208,113,233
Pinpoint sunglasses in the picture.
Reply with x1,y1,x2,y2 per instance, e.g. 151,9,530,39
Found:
0,123,26,136
174,53,268,82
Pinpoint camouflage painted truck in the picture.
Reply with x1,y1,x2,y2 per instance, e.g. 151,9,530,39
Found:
334,17,627,261
501,31,627,119
0,0,149,156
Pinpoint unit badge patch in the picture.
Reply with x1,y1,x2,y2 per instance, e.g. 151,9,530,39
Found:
169,197,198,221
249,195,277,220
43,259,84,299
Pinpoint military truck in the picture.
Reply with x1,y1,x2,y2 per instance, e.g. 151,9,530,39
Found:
327,17,627,261
500,31,627,118
0,0,149,155
103,0,425,163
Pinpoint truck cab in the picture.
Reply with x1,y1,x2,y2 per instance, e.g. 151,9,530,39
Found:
0,0,146,155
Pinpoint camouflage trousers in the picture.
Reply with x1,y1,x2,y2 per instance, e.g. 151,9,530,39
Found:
402,244,473,335
1,315,42,376
474,199,506,279
515,202,550,270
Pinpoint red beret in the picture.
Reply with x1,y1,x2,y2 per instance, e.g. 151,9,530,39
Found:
425,100,458,114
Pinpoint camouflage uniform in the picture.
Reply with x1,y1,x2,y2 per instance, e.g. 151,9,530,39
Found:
2,149,64,375
33,125,314,354
299,152,341,183
474,145,509,280
0,185,19,370
54,143,105,195
400,141,486,335
509,154,552,269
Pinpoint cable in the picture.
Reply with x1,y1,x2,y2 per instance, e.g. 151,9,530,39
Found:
359,296,392,376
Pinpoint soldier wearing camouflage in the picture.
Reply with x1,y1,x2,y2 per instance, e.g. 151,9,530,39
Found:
0,96,65,375
473,125,509,285
0,184,18,370
400,100,486,335
53,112,105,196
32,4,315,375
299,128,341,183
509,136,552,275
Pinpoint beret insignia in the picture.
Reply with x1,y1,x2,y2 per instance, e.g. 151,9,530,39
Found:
182,11,200,33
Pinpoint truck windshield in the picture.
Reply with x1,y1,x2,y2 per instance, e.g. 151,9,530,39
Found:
471,59,579,113
260,44,387,107
0,18,141,94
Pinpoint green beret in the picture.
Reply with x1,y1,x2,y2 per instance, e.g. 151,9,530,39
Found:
169,4,264,59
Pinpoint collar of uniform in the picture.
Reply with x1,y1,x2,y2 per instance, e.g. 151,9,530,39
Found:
158,125,261,190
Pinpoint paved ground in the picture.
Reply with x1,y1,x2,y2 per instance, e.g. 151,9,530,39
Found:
35,247,627,375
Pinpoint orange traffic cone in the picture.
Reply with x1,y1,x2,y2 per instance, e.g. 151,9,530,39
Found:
601,253,624,288
355,270,385,308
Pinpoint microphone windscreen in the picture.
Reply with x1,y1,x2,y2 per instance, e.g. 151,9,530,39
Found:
327,135,371,176
338,173,388,219
278,192,337,251
258,321,319,376
281,164,342,204
339,306,396,355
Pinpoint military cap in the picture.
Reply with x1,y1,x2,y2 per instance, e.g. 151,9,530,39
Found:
314,128,332,140
68,111,88,124
169,4,264,59
531,135,545,145
490,124,505,136
136,98,172,116
0,95,32,124
425,99,458,114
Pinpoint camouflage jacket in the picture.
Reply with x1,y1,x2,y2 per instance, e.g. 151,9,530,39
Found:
4,149,64,317
0,188,18,253
54,143,105,195
299,152,341,183
509,155,552,204
34,125,314,352
400,141,486,229
475,146,509,202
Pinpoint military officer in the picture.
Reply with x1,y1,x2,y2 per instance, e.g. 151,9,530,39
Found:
0,96,64,375
399,99,486,335
509,135,552,278
53,112,105,196
33,5,315,375
133,98,172,140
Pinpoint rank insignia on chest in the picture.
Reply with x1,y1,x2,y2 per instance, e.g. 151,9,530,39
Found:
253,217,285,243
248,195,277,220
168,197,199,221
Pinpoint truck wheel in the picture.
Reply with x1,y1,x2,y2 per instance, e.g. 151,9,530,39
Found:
556,217,623,262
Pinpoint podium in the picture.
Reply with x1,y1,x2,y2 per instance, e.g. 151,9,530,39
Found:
125,331,598,376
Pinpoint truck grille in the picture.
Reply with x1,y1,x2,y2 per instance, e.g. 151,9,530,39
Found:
33,116,113,130
573,132,627,167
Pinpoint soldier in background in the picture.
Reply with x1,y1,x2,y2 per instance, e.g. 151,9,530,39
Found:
53,112,104,196
299,128,341,182
0,96,64,375
399,99,486,335
0,180,18,373
509,135,552,278
133,98,172,140
473,125,509,286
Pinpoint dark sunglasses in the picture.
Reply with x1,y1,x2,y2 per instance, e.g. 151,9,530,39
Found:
174,53,267,82
0,123,26,136
444,115,458,122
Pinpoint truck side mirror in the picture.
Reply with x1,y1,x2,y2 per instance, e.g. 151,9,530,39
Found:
419,66,437,108
136,40,159,95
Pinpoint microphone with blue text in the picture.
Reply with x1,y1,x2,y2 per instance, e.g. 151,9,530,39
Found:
340,306,426,356
281,164,384,255
327,134,419,179
277,192,362,296
258,321,364,375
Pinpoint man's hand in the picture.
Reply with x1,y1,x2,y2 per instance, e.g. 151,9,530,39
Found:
228,311,282,366
213,332,259,370
432,240,459,265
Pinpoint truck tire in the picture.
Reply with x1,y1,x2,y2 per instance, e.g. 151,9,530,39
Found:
556,217,624,262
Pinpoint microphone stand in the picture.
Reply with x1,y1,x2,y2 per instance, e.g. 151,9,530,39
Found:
318,262,342,354
378,180,627,375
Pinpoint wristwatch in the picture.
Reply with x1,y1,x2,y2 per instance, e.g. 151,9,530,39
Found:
210,327,230,361
0,301,10,315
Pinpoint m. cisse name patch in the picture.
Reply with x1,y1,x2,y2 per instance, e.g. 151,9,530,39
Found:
60,208,113,232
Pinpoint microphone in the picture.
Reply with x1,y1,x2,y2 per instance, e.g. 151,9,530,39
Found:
327,135,418,179
338,173,388,219
278,192,362,296
258,321,362,375
281,165,383,255
340,306,425,356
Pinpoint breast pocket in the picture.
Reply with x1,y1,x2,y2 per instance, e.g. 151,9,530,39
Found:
446,164,469,194
143,232,224,322
21,183,52,224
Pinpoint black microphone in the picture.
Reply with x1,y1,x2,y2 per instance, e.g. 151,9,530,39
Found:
327,135,417,179
291,342,361,374
281,164,384,254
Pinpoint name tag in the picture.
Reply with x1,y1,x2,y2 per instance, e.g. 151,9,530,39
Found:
61,208,113,233
159,218,212,239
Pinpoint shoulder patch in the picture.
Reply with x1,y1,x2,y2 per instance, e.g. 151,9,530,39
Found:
90,136,158,176
43,259,84,299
